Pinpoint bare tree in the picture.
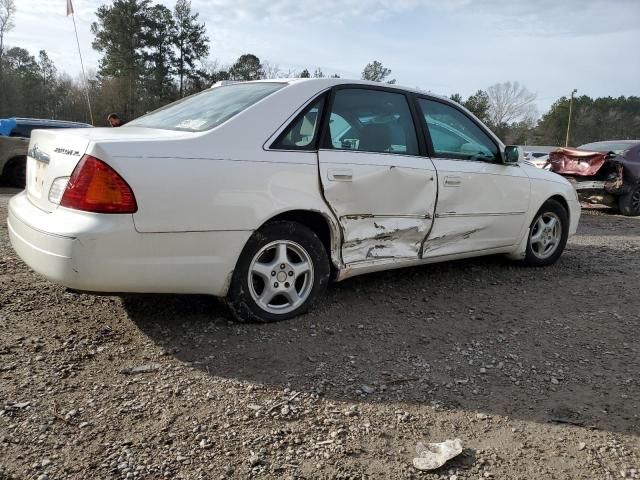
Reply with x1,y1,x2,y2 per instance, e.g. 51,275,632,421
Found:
0,0,16,61
486,81,537,128
262,62,295,79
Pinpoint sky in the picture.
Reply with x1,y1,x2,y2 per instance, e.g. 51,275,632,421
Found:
6,0,640,114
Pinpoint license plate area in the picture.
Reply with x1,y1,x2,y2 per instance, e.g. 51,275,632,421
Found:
27,157,48,199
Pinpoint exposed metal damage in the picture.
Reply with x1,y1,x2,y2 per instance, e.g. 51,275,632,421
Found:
421,227,484,254
340,216,431,264
319,155,438,265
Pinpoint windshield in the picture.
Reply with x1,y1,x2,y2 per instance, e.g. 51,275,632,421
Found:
127,82,285,132
578,141,637,154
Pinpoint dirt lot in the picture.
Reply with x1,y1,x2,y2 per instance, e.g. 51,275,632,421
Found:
1,190,639,480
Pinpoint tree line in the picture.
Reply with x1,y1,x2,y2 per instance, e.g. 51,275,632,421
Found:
448,85,640,146
0,0,638,146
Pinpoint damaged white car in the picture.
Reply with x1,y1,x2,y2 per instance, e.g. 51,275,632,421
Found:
8,79,581,322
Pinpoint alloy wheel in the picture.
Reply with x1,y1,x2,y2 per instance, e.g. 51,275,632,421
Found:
247,240,314,315
529,212,562,260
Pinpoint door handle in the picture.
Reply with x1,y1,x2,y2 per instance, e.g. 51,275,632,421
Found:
444,176,462,187
327,168,353,182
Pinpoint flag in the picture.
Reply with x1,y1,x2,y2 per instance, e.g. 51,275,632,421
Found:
66,0,74,16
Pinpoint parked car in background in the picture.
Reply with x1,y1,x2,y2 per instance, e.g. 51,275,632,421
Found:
1,118,92,187
8,79,580,323
549,140,640,216
520,145,557,169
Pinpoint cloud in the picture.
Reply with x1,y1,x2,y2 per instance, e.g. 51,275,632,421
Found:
186,0,640,35
189,0,426,24
465,0,640,36
4,0,639,113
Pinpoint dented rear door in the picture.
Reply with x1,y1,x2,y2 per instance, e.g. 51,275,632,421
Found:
319,150,437,264
317,87,437,265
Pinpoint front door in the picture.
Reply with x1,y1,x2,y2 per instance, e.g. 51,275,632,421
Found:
318,88,437,264
415,98,531,258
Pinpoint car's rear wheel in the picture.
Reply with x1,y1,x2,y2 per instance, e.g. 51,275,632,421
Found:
227,221,330,323
3,156,26,188
618,186,640,216
523,199,569,267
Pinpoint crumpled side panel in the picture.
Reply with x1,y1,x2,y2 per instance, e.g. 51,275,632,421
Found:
341,216,431,264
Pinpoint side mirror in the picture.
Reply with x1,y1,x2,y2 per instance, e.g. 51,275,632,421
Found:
502,145,520,164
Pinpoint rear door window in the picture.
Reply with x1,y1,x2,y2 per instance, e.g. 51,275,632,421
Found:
324,88,419,155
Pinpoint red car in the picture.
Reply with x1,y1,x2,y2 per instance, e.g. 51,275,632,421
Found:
548,140,640,216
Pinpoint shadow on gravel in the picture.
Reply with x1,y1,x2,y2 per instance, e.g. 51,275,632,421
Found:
123,244,640,436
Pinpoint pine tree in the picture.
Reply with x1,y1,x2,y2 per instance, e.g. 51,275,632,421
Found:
173,0,209,97
228,54,263,81
144,4,177,107
91,0,153,118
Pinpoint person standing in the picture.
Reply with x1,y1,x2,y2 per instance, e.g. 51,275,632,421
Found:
107,113,124,127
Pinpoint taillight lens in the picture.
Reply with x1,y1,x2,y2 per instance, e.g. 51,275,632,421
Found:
60,155,137,213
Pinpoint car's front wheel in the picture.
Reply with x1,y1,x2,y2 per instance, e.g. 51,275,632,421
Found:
618,186,640,216
227,221,330,322
523,199,569,267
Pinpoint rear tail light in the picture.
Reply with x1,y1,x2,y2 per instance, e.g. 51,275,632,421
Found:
60,155,137,213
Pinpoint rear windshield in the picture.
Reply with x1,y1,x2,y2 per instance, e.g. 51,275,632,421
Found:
127,82,285,132
579,141,637,154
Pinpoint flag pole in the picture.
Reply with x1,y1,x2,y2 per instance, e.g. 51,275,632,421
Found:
68,1,94,125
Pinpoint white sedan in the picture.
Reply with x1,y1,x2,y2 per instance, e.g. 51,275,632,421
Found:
8,79,581,322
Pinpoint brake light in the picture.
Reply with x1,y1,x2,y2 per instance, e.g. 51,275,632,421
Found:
60,155,137,213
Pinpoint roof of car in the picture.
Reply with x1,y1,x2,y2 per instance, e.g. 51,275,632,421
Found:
213,78,451,102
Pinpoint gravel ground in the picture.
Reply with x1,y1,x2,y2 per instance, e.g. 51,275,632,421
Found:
1,190,639,479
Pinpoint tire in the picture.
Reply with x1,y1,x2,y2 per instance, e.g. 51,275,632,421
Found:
618,186,640,217
523,199,569,267
227,221,330,323
3,157,27,188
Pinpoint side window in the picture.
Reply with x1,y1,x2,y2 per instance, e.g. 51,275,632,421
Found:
418,98,498,162
272,97,324,150
326,89,419,155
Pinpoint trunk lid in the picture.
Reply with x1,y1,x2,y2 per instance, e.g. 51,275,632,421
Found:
548,147,609,176
26,129,90,212
25,126,193,212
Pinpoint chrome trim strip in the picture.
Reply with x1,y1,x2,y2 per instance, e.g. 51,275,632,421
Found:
342,213,432,220
435,211,525,218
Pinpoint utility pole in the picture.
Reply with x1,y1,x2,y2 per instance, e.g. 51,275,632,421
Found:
67,0,94,125
565,89,577,147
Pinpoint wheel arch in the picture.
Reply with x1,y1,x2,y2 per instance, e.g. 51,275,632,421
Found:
507,191,574,261
260,209,343,272
548,194,570,221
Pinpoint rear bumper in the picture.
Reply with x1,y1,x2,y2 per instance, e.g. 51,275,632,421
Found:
8,191,251,296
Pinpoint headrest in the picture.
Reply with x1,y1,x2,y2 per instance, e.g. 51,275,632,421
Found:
359,123,391,152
